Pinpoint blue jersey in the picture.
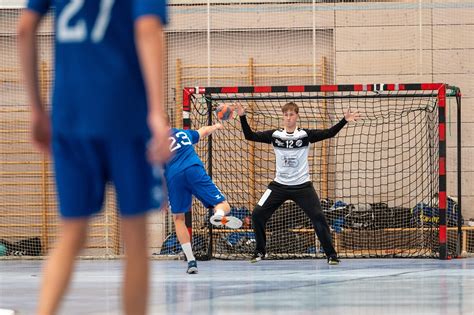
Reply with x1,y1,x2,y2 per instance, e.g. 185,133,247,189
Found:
26,0,168,139
165,128,204,181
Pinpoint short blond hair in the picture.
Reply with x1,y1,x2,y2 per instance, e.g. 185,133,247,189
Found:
281,102,299,114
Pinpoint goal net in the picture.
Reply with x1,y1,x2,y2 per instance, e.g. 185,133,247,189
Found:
184,83,460,260
0,1,468,260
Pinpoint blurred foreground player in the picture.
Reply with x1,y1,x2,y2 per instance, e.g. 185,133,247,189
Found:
18,1,170,314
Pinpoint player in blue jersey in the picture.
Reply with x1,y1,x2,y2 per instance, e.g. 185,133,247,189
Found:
164,121,242,274
18,1,170,314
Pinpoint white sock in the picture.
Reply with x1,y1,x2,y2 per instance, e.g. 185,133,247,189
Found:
181,242,195,262
214,208,225,218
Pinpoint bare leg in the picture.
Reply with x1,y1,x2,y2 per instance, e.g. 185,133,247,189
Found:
121,214,149,315
173,214,196,268
173,214,190,245
37,218,89,315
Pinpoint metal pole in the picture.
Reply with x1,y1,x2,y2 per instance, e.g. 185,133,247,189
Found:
456,90,462,257
206,94,214,259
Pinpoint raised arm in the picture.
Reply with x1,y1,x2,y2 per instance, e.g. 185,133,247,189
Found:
307,118,347,142
198,123,224,139
236,104,274,144
135,16,171,164
18,10,51,154
307,108,360,143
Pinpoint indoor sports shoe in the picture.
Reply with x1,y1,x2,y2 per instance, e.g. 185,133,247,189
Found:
187,260,198,274
210,214,243,229
209,213,223,226
327,256,340,265
250,252,266,263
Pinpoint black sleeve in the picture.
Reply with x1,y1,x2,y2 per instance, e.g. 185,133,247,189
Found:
239,115,275,144
306,118,348,143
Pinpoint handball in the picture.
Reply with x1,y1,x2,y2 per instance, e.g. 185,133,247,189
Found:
215,104,234,121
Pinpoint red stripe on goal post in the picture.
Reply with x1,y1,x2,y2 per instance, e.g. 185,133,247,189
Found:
437,85,446,108
421,83,444,91
439,123,446,141
439,225,447,243
254,86,272,93
182,88,193,111
288,86,305,92
221,87,238,93
321,85,338,92
439,191,447,210
439,157,446,176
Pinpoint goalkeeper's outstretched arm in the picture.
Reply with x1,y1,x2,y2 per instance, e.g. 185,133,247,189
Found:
307,108,360,143
236,104,274,144
307,118,347,143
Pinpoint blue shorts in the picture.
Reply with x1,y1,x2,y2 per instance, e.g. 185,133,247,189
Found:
167,165,226,214
52,134,165,219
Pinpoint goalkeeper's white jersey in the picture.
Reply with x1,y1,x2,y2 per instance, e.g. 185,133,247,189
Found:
239,115,347,187
271,128,312,186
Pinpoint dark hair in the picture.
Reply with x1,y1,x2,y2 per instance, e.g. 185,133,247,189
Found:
281,102,299,114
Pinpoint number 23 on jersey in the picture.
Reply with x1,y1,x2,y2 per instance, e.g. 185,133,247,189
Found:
169,132,192,152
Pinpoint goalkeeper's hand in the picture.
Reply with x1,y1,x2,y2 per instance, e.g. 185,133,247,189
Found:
235,103,246,116
344,109,361,122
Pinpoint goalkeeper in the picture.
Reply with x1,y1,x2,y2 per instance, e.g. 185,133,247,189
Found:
236,103,359,264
